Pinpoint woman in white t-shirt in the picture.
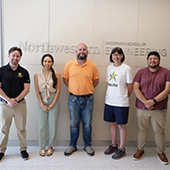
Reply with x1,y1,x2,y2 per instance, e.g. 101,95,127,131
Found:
104,47,133,159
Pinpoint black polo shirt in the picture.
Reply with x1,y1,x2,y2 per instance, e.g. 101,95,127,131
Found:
0,63,30,99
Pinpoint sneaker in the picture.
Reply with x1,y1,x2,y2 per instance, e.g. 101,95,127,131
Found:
0,153,4,161
64,146,77,156
112,148,126,159
84,146,94,156
104,144,118,155
133,149,144,160
21,150,29,160
158,152,169,165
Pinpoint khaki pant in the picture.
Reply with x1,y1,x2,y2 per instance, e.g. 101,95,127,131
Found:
0,100,27,153
137,108,167,153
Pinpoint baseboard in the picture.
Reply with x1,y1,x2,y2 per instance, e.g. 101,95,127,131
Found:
7,140,170,147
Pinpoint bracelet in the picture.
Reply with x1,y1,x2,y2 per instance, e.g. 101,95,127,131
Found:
153,98,157,105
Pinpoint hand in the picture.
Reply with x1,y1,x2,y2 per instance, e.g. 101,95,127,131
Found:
144,100,155,110
41,105,48,111
47,104,54,111
7,98,18,107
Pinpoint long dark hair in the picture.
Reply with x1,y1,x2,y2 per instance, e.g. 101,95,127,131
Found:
41,54,57,88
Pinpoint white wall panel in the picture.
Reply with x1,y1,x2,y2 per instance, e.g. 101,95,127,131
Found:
50,0,95,65
4,0,49,65
2,0,170,144
137,0,170,68
0,0,3,66
3,0,49,140
93,0,139,67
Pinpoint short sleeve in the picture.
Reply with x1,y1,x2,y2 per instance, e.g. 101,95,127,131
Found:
24,69,31,84
126,67,133,83
62,62,69,79
92,64,99,80
133,70,142,83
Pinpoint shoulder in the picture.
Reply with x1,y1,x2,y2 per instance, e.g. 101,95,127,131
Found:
35,70,41,75
34,72,38,78
87,60,96,65
159,67,170,80
65,59,75,66
0,64,8,71
134,67,148,80
136,67,148,74
18,65,29,74
107,64,114,70
86,60,98,69
123,63,131,69
54,70,60,78
159,66,170,73
122,63,132,71
63,60,75,70
107,64,113,68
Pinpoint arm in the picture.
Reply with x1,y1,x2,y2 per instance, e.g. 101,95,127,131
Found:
0,82,18,107
15,83,30,102
127,83,133,97
93,78,99,88
63,77,69,86
133,82,147,103
133,81,154,109
34,73,48,111
48,72,61,110
155,81,170,101
145,81,170,108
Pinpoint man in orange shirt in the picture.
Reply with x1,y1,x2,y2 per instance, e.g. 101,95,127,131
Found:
63,43,99,156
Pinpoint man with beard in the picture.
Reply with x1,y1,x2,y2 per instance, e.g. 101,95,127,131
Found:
0,47,30,161
133,51,170,165
62,43,99,156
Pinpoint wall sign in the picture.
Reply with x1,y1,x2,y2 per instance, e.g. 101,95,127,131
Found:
19,40,167,57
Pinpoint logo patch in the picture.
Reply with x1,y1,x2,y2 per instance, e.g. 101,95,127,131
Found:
18,72,23,78
109,71,117,82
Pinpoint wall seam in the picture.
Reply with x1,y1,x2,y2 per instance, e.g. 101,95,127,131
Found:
0,0,4,66
48,0,50,44
93,0,95,62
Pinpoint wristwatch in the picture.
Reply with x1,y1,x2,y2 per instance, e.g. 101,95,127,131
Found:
153,98,157,105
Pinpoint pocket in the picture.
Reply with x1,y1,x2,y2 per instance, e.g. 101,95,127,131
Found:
88,94,94,101
69,94,77,102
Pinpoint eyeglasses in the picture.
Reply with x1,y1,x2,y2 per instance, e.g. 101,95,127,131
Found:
112,54,120,57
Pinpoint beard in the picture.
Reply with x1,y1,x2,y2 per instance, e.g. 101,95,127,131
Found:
11,60,19,65
148,63,159,68
77,54,87,60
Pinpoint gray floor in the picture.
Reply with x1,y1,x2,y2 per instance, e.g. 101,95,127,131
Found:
0,146,170,170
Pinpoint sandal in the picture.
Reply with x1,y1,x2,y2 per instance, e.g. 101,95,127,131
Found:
47,148,53,156
39,149,46,157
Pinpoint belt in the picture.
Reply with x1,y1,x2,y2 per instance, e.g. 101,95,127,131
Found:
0,97,24,104
70,93,93,98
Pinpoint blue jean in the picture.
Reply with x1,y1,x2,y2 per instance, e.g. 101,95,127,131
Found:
68,93,94,147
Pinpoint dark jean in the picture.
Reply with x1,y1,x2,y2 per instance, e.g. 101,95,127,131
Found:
68,93,94,147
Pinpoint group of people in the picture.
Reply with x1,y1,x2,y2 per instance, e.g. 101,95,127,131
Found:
0,43,170,165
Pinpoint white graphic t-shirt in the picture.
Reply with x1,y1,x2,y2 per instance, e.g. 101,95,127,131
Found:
105,63,133,107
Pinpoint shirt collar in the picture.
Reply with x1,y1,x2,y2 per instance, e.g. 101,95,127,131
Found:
7,63,20,71
74,59,88,66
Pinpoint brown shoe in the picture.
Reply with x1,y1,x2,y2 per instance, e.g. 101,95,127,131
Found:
158,152,169,165
133,149,144,160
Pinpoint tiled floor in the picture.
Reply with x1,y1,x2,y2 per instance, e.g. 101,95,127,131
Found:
0,146,170,170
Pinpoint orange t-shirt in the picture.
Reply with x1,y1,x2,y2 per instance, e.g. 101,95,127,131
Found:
63,59,99,95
